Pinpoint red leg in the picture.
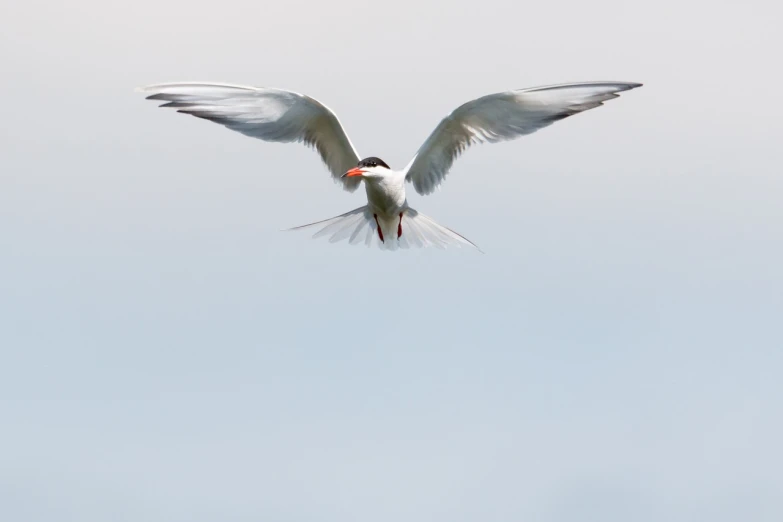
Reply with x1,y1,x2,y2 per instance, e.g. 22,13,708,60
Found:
373,214,384,243
397,212,403,238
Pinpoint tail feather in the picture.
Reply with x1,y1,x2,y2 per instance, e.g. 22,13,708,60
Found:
402,209,482,251
285,206,481,252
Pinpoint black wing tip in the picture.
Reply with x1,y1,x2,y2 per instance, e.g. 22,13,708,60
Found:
619,82,643,91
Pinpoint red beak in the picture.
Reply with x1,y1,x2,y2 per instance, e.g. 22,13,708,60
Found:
342,167,365,178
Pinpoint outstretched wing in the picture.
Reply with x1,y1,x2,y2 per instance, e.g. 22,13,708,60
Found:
139,82,363,192
404,82,642,195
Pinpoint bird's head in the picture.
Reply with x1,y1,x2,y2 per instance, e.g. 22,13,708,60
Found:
342,157,391,180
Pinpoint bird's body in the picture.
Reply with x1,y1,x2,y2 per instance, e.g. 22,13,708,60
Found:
139,81,641,251
366,175,406,242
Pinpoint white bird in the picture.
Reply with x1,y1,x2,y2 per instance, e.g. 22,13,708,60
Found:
139,81,641,251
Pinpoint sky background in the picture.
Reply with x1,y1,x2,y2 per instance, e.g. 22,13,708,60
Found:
1,0,782,520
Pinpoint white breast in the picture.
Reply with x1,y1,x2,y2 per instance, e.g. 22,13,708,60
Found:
364,172,407,216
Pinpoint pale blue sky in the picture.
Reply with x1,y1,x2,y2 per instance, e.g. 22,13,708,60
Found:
1,0,781,520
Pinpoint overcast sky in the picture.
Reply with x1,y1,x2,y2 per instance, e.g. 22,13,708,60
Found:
1,0,781,521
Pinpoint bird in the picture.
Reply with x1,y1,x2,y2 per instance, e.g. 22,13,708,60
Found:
139,81,641,251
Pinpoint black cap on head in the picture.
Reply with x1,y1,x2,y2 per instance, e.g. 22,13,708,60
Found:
358,157,390,169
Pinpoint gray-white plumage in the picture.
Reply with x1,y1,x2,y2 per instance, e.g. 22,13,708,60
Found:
139,81,641,251
141,83,363,192
404,82,642,195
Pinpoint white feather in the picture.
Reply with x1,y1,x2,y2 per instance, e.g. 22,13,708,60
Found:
404,82,642,195
286,207,481,252
139,82,362,192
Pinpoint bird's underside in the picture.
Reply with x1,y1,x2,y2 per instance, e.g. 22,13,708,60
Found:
139,80,642,251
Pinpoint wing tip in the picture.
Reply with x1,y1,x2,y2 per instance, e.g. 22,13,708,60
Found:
618,81,643,91
136,82,262,98
520,81,644,94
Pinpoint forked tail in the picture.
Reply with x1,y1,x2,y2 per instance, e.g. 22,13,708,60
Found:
285,206,481,252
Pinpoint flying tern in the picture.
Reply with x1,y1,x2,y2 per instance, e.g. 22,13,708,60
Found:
139,81,641,251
